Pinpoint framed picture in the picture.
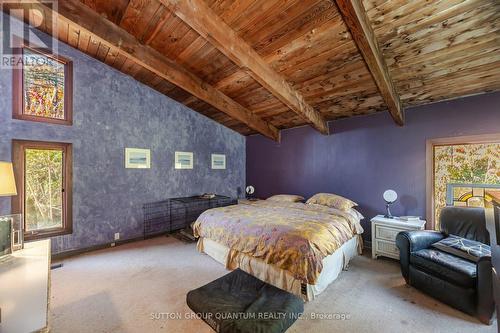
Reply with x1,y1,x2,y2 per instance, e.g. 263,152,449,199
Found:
175,151,193,169
125,148,151,169
211,154,226,170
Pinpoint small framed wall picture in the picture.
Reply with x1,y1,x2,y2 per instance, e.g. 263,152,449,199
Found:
175,151,193,169
211,154,226,170
125,148,151,169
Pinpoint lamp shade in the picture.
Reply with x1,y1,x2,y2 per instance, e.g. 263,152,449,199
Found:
0,162,17,196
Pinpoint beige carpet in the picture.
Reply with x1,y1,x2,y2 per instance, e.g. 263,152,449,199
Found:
51,237,495,333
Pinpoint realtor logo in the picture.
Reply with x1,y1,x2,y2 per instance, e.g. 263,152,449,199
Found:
0,0,58,68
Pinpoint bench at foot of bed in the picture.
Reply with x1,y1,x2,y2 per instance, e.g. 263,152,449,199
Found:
186,269,304,333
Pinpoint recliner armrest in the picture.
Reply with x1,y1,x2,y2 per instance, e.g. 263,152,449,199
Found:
398,230,445,252
477,255,494,324
396,230,445,282
477,255,492,264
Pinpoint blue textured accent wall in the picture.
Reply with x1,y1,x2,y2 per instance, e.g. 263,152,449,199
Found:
0,14,245,254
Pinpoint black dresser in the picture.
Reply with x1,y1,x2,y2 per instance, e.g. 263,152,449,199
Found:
143,195,237,238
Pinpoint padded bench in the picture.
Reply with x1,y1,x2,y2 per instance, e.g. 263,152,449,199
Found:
186,269,304,333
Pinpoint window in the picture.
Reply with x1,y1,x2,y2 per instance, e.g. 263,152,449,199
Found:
13,46,73,125
12,140,72,240
426,134,500,229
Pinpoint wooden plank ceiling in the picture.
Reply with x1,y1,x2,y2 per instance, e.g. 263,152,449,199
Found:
7,0,500,139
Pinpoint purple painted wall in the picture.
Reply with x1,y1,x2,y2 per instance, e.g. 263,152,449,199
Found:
246,92,500,241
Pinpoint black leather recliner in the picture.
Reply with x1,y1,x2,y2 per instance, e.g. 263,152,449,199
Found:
396,206,494,324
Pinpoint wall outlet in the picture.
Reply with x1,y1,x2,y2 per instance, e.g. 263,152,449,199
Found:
114,232,120,240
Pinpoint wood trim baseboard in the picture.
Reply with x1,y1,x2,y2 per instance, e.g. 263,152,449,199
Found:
51,235,148,260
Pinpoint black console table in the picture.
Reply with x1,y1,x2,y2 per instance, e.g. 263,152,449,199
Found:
143,195,237,238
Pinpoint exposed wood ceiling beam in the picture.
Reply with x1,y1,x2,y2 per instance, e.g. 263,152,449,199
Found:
333,0,404,125
160,0,330,135
6,0,280,141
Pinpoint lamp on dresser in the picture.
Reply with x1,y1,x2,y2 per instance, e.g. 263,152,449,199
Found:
383,189,398,218
371,189,426,260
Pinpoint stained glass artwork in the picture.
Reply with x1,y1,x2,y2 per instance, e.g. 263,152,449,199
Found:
453,186,471,200
23,48,65,119
447,184,500,208
434,142,500,229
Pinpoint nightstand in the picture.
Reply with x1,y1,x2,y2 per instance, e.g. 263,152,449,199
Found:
371,215,426,260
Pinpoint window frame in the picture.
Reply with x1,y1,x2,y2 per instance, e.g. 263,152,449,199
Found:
425,133,500,230
11,140,73,241
12,44,73,125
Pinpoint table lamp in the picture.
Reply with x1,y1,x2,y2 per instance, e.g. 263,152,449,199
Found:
0,162,19,256
0,162,17,197
383,189,398,219
245,185,255,200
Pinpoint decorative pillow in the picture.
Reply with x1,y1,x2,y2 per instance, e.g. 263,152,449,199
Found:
306,193,357,211
432,235,491,262
266,194,304,203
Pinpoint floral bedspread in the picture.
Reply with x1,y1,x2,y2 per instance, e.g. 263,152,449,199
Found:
193,200,363,284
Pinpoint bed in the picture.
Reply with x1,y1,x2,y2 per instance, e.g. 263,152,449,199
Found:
192,199,364,301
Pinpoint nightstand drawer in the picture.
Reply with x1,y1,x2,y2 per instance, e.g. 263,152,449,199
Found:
375,225,405,242
375,239,399,257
